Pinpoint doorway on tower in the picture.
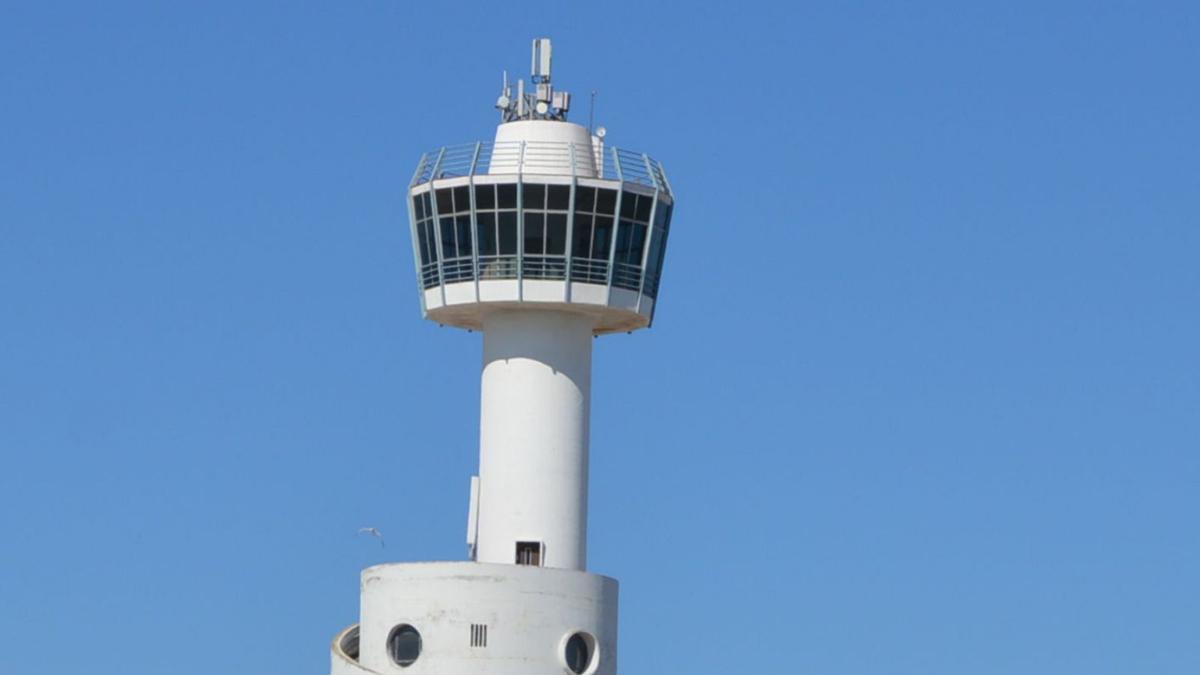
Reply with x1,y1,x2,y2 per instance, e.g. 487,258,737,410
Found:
515,541,543,566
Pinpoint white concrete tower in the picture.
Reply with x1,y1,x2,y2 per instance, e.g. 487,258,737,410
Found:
332,39,674,675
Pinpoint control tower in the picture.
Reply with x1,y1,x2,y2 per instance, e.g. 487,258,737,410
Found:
331,39,675,675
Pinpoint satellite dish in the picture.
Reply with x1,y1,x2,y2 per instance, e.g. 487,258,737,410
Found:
535,101,549,115
595,126,607,139
496,95,510,109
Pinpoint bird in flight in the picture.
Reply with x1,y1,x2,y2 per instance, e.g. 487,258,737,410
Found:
357,527,385,547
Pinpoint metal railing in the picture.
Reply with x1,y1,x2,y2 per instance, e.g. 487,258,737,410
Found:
411,141,671,195
611,261,643,291
569,258,609,285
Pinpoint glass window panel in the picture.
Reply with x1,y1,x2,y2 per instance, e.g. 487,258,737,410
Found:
498,212,518,254
546,213,567,255
572,214,593,258
453,185,471,213
645,228,663,280
436,189,453,215
654,202,671,231
523,212,545,254
620,192,637,219
497,183,517,209
547,185,570,211
476,212,496,256
628,223,648,265
416,220,431,264
635,193,653,222
574,186,595,213
592,216,613,259
474,184,495,210
440,217,457,259
425,221,438,262
595,189,617,215
523,183,545,210
614,221,632,264
413,195,425,220
421,192,432,215
456,215,472,256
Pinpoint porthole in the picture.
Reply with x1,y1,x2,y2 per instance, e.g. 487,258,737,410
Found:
563,631,596,674
387,624,421,667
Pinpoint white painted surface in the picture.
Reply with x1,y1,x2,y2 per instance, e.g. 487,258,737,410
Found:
444,281,476,305
489,120,597,177
424,288,650,335
355,562,618,675
477,309,592,570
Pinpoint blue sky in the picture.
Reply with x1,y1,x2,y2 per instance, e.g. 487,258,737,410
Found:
2,2,1197,673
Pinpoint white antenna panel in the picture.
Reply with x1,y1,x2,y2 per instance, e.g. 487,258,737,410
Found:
532,38,552,83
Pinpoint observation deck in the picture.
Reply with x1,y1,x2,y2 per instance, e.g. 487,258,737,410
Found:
407,137,674,334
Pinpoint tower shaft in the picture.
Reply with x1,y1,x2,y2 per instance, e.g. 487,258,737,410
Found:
477,309,592,570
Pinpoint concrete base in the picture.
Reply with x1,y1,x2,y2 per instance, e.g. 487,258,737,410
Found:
332,562,618,675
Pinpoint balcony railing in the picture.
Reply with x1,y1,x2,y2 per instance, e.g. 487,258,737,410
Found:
410,141,672,196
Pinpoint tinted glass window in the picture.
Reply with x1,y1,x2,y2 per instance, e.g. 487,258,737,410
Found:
628,223,647,264
524,212,545,254
421,192,432,215
440,218,456,258
635,193,653,221
412,195,425,220
475,184,495,210
497,183,517,209
416,221,430,264
596,189,617,215
572,214,593,258
547,185,570,211
654,202,672,231
564,633,590,674
476,212,496,256
646,229,663,275
424,221,438,262
387,625,421,668
620,192,637,219
456,215,472,256
453,185,471,213
614,221,632,263
546,213,567,255
498,212,518,254
523,184,545,210
436,189,453,214
575,186,595,212
592,216,613,259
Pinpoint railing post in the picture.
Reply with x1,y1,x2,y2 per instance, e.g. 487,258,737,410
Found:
469,142,483,303
409,152,428,189
516,141,525,302
565,142,577,302
429,147,448,308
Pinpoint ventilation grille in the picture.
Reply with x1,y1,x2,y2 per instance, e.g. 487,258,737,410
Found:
470,623,488,648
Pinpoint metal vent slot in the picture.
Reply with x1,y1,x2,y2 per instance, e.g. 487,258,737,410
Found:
470,623,488,648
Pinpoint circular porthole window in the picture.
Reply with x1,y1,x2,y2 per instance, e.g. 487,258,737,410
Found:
563,631,596,674
387,624,421,667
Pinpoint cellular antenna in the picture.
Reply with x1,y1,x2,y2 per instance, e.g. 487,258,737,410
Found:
495,37,571,123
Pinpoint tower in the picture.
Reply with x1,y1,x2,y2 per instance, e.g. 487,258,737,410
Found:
331,39,674,675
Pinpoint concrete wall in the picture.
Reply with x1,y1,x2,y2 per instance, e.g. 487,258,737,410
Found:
352,562,617,675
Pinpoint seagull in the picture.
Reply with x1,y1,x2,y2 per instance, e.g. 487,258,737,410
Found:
357,527,385,547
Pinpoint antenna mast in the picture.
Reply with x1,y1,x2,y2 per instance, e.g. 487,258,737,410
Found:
496,38,572,123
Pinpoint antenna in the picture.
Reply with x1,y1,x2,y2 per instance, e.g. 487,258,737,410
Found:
494,38,571,123
588,90,596,134
532,38,552,84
